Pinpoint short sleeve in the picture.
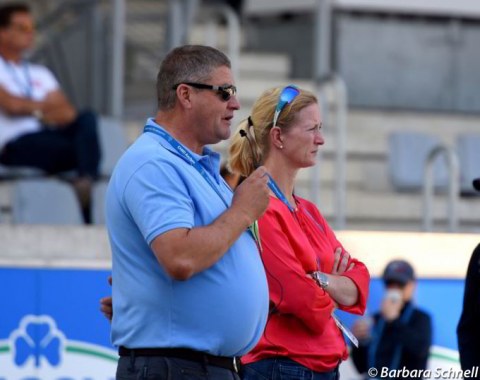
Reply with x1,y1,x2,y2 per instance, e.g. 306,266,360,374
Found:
123,160,195,244
35,66,59,94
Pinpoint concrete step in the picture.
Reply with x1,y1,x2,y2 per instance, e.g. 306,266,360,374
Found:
293,181,480,228
126,0,168,17
223,105,480,160
189,24,240,48
343,109,480,157
125,52,292,95
238,52,290,79
1,162,478,234
123,106,480,171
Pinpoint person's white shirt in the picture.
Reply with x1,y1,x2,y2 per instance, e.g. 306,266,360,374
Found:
0,58,59,149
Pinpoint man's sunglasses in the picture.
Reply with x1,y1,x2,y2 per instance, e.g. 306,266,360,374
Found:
172,82,237,101
272,85,300,127
9,23,36,33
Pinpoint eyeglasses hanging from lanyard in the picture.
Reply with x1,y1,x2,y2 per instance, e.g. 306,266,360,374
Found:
272,85,300,127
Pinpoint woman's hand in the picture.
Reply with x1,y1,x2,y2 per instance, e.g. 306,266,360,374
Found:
331,247,355,275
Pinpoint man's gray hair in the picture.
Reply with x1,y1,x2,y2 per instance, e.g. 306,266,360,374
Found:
157,45,231,110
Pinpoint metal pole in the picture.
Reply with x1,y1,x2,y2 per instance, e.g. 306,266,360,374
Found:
423,155,435,232
111,0,125,118
312,0,333,208
446,148,460,232
314,0,331,79
313,0,348,228
200,5,240,81
205,20,217,47
334,76,347,229
90,3,102,112
167,0,182,50
222,5,240,81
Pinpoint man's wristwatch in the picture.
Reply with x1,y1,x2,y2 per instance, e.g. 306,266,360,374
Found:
312,271,329,289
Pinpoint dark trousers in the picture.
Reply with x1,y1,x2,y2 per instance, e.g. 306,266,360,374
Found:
0,110,101,178
116,356,241,380
242,358,340,380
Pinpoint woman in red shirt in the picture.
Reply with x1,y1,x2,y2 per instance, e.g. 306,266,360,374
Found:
229,86,370,380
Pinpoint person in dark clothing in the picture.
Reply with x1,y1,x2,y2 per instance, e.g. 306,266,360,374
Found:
351,260,432,379
457,243,480,371
457,180,480,371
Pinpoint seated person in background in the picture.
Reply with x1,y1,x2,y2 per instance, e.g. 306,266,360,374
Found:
0,3,101,223
351,260,432,380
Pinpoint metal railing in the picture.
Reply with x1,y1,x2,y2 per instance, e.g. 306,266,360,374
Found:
422,145,460,232
167,1,240,79
202,4,240,80
110,0,126,118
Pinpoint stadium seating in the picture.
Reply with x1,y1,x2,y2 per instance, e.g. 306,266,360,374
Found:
11,178,83,225
388,132,449,191
98,117,129,178
91,180,109,225
456,133,480,195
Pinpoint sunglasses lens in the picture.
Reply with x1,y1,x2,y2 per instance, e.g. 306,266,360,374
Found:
220,90,231,101
272,85,299,126
219,86,236,101
280,86,300,104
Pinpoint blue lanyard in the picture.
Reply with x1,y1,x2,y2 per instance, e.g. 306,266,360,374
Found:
267,177,295,212
368,303,415,374
144,124,231,209
144,124,263,246
0,57,33,98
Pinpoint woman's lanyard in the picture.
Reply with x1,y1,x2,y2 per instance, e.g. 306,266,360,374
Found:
368,303,415,374
267,177,295,212
0,57,33,98
143,124,261,247
271,182,359,347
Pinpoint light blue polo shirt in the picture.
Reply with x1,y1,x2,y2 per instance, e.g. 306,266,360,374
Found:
106,118,268,356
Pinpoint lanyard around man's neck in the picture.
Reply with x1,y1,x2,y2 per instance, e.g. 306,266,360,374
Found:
0,56,33,98
143,123,262,248
144,123,230,208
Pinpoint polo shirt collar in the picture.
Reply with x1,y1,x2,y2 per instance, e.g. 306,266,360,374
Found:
144,118,222,182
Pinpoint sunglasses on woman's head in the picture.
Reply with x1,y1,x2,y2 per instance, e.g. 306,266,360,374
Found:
272,85,300,127
172,82,237,101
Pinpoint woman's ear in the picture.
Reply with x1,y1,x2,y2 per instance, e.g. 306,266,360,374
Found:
270,126,284,149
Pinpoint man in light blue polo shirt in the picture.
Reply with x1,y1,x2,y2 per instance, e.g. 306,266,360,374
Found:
105,45,270,379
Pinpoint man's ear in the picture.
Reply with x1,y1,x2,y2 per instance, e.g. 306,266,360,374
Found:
175,84,193,109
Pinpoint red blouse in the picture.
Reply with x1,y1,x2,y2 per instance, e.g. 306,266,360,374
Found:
242,196,370,372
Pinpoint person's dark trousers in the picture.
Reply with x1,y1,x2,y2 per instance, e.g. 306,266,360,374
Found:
242,358,340,380
0,110,101,178
116,356,242,380
0,110,101,223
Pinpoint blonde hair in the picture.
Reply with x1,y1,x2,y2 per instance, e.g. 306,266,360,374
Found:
229,86,317,177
